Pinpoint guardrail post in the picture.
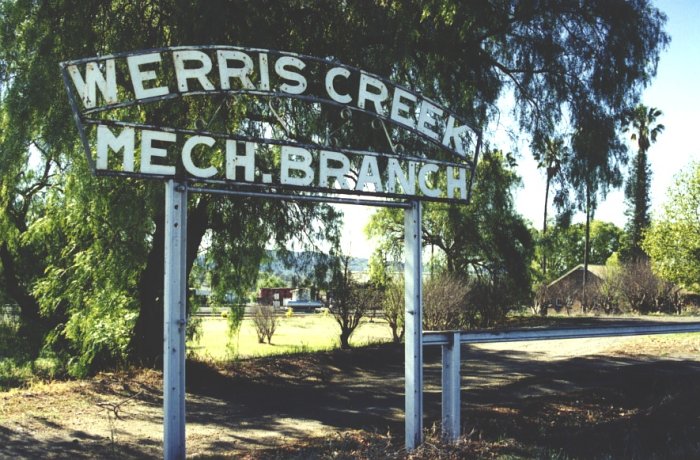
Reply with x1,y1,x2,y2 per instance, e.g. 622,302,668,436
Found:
441,331,461,441
404,200,423,450
164,180,187,460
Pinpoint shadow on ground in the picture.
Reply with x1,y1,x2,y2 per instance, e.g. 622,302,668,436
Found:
2,342,700,458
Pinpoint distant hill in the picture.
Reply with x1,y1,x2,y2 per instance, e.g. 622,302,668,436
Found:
260,250,369,284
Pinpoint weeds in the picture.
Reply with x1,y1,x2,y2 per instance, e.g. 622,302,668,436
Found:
96,390,144,455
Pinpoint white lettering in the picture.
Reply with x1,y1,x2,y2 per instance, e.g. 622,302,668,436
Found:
96,125,135,171
390,87,417,128
325,67,352,104
386,158,416,195
225,140,256,181
182,135,217,178
417,100,443,140
358,73,388,116
446,167,467,199
217,50,255,90
259,53,270,91
140,130,176,175
174,50,215,92
281,146,314,186
127,53,169,99
418,163,440,197
275,56,307,95
355,155,383,192
67,60,118,108
442,115,469,156
319,151,351,188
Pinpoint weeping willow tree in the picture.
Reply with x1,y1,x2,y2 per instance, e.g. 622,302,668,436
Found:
0,0,668,373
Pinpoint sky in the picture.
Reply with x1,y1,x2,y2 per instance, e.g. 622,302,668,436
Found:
339,0,700,259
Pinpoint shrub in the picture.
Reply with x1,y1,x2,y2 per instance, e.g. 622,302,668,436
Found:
423,273,470,330
329,255,377,349
615,259,682,314
252,305,278,344
382,277,405,343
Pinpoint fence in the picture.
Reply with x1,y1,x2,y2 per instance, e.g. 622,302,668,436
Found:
423,319,700,441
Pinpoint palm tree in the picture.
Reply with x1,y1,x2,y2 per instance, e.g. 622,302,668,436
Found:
623,105,664,259
536,136,566,277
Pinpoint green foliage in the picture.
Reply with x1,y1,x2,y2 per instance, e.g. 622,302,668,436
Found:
225,304,246,359
256,271,285,290
643,162,700,290
367,248,391,291
0,314,66,389
622,105,665,260
539,220,624,281
382,276,405,344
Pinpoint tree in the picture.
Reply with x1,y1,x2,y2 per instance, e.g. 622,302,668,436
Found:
367,248,391,292
328,255,376,349
541,220,624,281
0,0,669,372
643,162,700,291
622,104,665,260
565,116,627,310
252,305,278,344
534,136,568,277
382,276,405,344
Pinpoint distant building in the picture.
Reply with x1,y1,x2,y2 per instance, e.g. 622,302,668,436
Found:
285,288,324,312
259,287,293,307
544,264,607,313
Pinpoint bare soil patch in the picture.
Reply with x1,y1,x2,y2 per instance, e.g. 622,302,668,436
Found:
2,325,700,458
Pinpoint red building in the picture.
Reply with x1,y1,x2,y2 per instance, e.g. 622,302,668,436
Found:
259,287,293,306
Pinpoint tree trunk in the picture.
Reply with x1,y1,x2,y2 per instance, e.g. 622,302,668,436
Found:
582,183,592,312
542,176,551,276
130,195,210,366
0,243,44,355
340,328,352,349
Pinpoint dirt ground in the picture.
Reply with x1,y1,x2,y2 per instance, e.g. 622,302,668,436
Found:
2,320,700,458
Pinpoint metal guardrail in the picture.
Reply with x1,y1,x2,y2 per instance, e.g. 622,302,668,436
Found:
423,320,700,441
424,321,700,345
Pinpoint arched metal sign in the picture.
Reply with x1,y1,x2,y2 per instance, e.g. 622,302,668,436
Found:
61,46,482,459
61,45,480,205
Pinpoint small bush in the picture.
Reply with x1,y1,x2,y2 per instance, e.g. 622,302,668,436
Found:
252,305,278,344
382,277,405,343
609,259,682,314
423,273,470,330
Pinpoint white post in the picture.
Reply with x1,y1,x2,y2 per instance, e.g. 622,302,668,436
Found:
163,180,187,460
404,200,423,450
441,331,461,441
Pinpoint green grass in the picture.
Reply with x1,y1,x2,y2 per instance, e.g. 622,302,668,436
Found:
189,313,393,360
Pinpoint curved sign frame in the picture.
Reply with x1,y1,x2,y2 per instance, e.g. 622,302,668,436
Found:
60,45,481,205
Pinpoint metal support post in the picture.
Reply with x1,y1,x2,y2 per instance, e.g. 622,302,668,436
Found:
163,180,187,460
404,200,423,450
441,332,461,441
